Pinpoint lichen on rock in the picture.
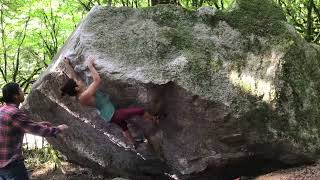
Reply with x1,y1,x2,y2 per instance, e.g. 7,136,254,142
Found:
23,0,320,178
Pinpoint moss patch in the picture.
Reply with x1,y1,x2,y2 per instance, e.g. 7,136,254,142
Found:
184,51,222,88
143,5,196,28
219,0,286,37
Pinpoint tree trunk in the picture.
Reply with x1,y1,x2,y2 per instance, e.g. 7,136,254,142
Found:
306,0,313,42
0,7,7,82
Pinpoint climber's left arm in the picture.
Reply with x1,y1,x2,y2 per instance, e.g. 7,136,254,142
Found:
63,57,86,88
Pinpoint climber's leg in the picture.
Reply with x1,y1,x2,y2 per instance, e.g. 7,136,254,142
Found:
111,109,142,148
112,107,158,125
122,130,135,146
111,108,157,148
142,111,159,125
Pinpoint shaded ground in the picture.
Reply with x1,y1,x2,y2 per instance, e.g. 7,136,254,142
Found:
30,161,320,180
30,162,106,180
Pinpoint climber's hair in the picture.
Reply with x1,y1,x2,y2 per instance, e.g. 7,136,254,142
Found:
1,82,20,103
61,78,78,97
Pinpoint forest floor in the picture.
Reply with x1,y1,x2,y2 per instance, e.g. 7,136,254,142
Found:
255,162,320,180
30,162,106,180
30,161,320,180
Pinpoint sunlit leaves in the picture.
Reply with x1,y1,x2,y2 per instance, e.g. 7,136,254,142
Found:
277,0,320,43
0,0,82,90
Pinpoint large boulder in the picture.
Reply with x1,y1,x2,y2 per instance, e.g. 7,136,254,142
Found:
22,0,320,178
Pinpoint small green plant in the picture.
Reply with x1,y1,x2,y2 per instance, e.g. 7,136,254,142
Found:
23,145,63,170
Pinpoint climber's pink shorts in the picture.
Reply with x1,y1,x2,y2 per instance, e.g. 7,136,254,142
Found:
110,107,145,131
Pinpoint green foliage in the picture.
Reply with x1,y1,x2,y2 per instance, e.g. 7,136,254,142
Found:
276,0,320,44
23,145,63,169
0,0,83,93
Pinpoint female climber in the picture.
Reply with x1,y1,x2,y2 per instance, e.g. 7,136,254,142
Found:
60,55,158,149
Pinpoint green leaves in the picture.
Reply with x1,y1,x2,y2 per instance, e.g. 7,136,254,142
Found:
278,0,320,43
0,0,83,91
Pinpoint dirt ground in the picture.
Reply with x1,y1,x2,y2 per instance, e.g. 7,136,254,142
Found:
30,162,107,180
30,161,320,180
255,162,320,180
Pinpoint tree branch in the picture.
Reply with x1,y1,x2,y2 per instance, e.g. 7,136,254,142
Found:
13,16,30,82
39,32,54,58
21,66,43,92
78,0,91,11
313,31,320,43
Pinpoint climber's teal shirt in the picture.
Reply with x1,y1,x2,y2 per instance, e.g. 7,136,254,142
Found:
95,91,115,122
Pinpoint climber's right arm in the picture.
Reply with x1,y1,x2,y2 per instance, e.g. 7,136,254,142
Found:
79,57,101,104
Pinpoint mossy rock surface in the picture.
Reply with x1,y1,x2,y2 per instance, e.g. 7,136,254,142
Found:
24,0,320,178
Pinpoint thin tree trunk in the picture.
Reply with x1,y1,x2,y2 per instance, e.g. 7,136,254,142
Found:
0,7,7,82
24,135,29,150
306,0,313,42
40,9,59,60
13,17,30,82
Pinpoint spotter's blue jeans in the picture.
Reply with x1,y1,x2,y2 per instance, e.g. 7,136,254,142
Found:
0,161,29,180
